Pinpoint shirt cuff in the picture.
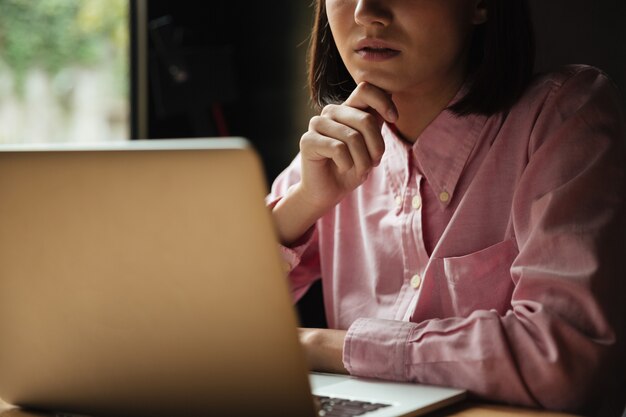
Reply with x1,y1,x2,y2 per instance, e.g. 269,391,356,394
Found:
278,227,315,272
343,317,415,381
267,195,316,272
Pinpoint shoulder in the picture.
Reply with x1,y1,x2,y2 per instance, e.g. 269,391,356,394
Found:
515,64,622,118
529,64,613,91
507,65,624,153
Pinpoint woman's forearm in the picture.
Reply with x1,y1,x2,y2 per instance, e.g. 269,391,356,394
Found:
271,183,329,246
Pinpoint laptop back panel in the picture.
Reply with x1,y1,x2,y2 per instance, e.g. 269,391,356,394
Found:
0,139,315,417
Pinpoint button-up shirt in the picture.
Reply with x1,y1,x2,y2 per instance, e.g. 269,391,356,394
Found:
267,65,625,413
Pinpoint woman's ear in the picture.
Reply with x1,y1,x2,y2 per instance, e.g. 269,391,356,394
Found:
472,0,488,24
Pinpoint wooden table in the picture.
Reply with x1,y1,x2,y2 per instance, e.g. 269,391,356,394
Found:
1,397,584,417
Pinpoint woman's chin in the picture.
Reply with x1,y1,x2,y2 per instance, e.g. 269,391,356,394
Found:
352,74,399,95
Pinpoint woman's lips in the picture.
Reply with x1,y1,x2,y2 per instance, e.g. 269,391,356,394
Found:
354,39,400,61
355,47,401,61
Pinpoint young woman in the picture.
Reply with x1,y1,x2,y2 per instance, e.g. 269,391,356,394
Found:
268,0,625,415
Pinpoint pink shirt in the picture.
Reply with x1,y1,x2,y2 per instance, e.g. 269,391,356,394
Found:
268,65,626,414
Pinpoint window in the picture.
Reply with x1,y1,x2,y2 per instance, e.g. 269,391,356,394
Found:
0,0,129,144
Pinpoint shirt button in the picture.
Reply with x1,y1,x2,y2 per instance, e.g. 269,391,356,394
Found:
411,195,422,210
410,274,422,289
439,191,450,203
395,195,402,207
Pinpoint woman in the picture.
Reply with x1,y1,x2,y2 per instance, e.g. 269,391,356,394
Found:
268,0,625,415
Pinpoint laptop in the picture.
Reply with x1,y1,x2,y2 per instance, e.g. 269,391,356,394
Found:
0,138,465,417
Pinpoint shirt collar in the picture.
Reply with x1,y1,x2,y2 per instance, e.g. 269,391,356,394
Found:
382,94,487,207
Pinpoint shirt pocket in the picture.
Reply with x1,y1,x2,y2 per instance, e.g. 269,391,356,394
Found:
441,239,518,317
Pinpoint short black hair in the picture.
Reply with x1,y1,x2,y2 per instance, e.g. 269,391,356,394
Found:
307,0,536,116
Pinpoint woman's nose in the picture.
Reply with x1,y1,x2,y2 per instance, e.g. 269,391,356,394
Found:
354,0,392,28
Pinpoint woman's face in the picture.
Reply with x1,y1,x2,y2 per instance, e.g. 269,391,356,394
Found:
325,0,487,96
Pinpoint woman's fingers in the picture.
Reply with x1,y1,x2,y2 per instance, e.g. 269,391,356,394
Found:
318,82,394,167
300,128,355,174
307,114,378,177
300,82,394,183
345,82,398,124
319,104,386,168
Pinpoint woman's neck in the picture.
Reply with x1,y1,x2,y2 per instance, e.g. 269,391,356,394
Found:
391,75,466,144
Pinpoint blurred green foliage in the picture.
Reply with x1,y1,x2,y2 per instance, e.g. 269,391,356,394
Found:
0,0,128,92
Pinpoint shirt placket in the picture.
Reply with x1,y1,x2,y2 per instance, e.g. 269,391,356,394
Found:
392,154,430,321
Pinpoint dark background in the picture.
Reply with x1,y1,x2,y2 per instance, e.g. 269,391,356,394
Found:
531,0,626,108
133,0,312,183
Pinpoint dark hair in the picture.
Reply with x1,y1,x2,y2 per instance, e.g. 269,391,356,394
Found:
307,0,536,116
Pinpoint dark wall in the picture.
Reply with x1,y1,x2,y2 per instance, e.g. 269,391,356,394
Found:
530,0,626,110
143,1,310,183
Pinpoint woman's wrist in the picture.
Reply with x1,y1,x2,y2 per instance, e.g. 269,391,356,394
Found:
299,328,348,374
272,183,332,246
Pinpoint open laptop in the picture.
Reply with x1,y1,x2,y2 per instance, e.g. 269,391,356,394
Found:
0,138,465,417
